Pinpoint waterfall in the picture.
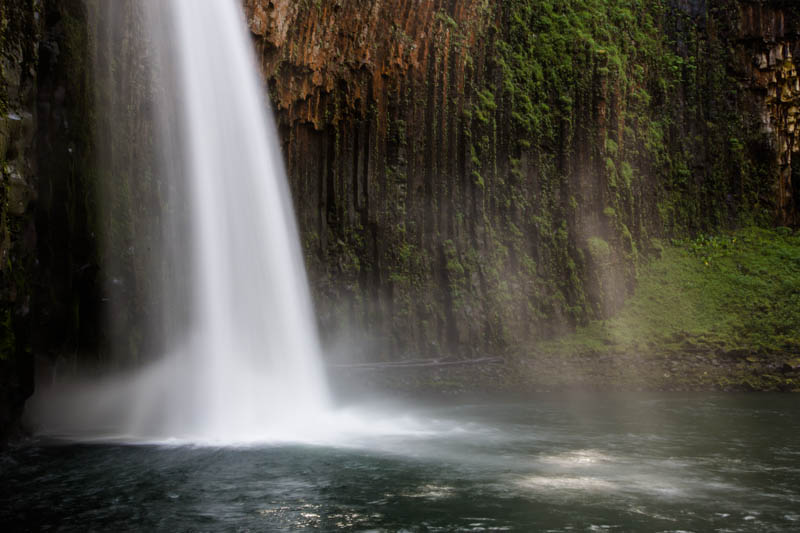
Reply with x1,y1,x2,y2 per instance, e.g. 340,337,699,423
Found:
29,0,332,443
138,0,331,440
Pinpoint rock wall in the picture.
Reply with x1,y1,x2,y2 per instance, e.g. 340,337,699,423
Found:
32,0,155,375
734,1,800,225
245,0,796,361
1,0,103,438
1,0,42,438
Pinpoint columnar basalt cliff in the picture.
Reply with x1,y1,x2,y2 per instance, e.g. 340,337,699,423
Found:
245,0,798,360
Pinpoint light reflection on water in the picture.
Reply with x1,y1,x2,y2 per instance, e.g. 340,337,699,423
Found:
2,393,800,531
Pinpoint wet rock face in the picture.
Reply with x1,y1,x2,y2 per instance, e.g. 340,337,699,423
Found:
736,2,800,224
0,0,42,438
675,0,709,19
241,0,799,360
1,0,101,440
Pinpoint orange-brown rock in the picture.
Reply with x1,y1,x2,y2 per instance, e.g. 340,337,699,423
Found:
244,0,490,130
736,2,800,224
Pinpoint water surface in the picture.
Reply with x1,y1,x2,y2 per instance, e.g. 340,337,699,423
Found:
3,393,799,531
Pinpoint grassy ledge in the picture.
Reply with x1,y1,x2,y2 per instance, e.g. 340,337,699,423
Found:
527,227,800,391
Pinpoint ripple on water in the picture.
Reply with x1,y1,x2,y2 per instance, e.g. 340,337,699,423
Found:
537,449,615,467
518,475,617,493
400,483,455,500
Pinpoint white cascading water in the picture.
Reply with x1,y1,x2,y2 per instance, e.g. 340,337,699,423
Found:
133,0,331,440
28,0,340,443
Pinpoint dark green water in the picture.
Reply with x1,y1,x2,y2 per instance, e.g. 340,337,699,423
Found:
2,394,799,532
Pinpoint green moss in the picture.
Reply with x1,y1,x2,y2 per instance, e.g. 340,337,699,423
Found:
444,239,467,308
538,228,800,358
474,89,497,125
605,157,618,188
434,10,459,31
587,237,611,262
620,162,633,187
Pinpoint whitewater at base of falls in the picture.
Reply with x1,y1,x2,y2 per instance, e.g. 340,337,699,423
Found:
26,363,439,446
27,0,346,444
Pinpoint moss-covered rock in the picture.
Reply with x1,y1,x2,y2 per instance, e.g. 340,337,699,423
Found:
246,0,799,361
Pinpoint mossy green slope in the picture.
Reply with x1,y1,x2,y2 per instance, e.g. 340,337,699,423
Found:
531,227,800,390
